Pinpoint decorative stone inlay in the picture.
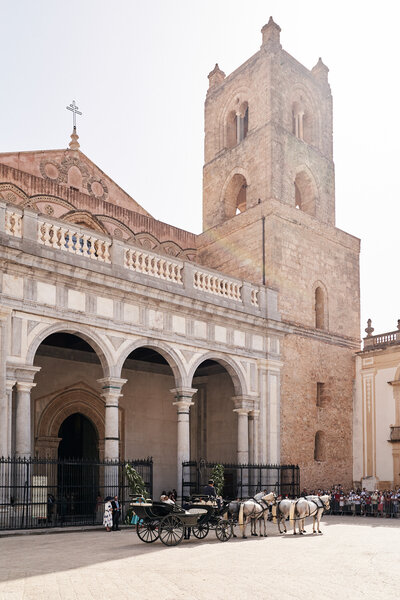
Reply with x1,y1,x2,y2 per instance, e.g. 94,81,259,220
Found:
39,160,61,181
87,176,108,202
44,204,54,216
5,209,22,237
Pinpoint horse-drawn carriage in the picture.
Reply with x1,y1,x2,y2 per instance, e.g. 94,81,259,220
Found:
131,496,233,546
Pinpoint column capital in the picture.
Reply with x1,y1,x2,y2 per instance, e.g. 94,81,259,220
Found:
249,409,260,419
6,379,16,392
12,365,41,383
232,395,256,413
97,377,127,391
170,387,197,399
16,381,36,393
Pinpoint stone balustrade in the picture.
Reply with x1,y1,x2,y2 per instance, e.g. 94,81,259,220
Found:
37,220,112,263
364,330,400,349
193,269,242,301
125,248,183,284
0,201,277,318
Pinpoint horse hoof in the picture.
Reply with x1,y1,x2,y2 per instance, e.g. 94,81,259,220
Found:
318,531,322,534
233,534,237,538
242,535,247,539
293,532,297,535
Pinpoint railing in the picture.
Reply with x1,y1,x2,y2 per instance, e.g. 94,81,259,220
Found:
364,330,400,349
5,208,22,238
389,426,400,442
125,248,183,284
0,456,153,530
1,201,266,315
193,270,242,301
182,460,300,500
37,220,111,263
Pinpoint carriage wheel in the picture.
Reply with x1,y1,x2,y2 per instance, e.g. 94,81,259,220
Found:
136,520,159,543
159,515,184,546
192,522,209,539
215,519,233,542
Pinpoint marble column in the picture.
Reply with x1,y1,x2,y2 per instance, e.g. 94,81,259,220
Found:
97,377,127,461
170,387,197,499
258,358,283,465
0,309,11,458
5,380,15,457
14,366,41,459
249,409,260,464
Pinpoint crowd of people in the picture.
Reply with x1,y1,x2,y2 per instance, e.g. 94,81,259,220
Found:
301,485,400,518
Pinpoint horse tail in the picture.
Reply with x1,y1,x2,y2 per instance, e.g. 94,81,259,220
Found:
289,501,296,527
239,502,244,531
272,504,277,525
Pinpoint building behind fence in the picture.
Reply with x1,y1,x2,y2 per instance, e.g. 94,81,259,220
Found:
182,460,300,499
0,457,153,530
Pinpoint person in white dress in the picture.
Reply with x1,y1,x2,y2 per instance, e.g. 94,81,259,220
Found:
103,499,113,531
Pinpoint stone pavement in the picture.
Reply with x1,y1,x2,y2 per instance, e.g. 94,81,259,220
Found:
0,516,399,600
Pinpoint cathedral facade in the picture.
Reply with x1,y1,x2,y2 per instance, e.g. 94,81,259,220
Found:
0,19,360,497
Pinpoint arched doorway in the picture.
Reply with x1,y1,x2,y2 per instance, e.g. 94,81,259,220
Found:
57,413,99,521
58,413,99,460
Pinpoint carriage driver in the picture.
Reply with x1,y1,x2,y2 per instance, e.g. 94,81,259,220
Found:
203,479,221,508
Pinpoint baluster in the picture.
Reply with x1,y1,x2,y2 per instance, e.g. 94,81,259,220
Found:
88,236,96,259
97,240,105,262
177,265,183,284
43,223,52,246
81,234,89,257
104,241,111,263
59,227,68,251
66,230,74,253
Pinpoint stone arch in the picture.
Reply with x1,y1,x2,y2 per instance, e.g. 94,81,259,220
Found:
290,84,320,147
294,166,319,217
314,430,325,461
61,210,108,234
218,87,251,152
187,352,247,397
220,167,250,220
35,384,106,459
312,280,329,330
115,338,186,388
26,322,114,378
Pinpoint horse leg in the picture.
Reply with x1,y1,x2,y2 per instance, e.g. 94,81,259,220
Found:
317,511,322,534
242,516,248,538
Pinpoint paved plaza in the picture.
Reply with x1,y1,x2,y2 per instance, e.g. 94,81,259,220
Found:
0,516,399,600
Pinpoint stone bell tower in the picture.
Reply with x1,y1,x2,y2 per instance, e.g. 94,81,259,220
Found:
198,18,361,489
202,16,334,233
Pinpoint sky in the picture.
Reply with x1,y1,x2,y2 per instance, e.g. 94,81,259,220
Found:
0,0,398,337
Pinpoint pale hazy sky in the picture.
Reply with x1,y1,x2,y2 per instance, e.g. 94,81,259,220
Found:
0,0,398,337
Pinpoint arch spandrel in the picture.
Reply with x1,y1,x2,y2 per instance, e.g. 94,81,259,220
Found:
26,322,114,378
114,338,186,388
187,351,248,397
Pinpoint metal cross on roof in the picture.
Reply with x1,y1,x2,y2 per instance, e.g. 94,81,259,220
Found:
66,100,82,130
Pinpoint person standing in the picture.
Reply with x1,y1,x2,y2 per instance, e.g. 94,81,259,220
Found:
111,495,121,531
103,498,113,532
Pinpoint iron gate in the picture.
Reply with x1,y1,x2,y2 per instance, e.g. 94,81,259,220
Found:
0,456,153,530
182,460,300,499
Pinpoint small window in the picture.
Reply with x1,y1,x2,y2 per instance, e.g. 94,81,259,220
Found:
316,382,324,407
315,286,325,329
314,431,325,461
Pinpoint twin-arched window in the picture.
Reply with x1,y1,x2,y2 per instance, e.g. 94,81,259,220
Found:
226,103,249,148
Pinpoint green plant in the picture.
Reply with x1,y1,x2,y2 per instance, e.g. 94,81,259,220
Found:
125,464,148,499
210,464,225,496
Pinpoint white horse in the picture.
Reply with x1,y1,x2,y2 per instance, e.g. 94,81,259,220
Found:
291,495,330,535
271,498,297,534
238,492,276,538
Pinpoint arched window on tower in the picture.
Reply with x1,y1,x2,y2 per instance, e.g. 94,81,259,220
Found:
315,286,325,329
225,102,249,148
292,98,313,145
224,173,248,219
294,171,316,217
314,431,325,461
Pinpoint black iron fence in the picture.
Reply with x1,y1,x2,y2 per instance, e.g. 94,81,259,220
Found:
0,456,152,530
182,460,300,500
